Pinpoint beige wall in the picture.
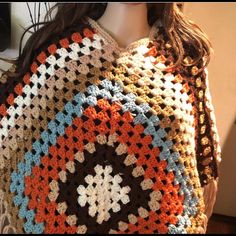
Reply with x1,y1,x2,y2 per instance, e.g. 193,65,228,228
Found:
184,3,236,217
0,3,55,72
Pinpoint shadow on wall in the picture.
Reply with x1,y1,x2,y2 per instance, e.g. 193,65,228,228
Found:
214,119,236,217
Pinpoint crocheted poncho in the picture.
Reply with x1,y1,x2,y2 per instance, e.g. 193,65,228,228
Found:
0,16,221,234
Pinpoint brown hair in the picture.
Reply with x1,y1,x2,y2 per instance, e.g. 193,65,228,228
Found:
1,3,213,79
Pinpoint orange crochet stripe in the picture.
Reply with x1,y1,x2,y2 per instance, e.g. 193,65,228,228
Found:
0,28,94,119
24,98,185,233
3,17,220,233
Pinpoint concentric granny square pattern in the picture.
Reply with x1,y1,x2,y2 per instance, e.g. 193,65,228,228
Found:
0,16,221,234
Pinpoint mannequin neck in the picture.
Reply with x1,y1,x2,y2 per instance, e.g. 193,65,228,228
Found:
97,3,151,48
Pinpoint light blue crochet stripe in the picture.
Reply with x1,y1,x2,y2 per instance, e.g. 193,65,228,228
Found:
10,78,197,233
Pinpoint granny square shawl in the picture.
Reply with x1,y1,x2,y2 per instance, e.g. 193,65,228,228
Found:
0,16,221,234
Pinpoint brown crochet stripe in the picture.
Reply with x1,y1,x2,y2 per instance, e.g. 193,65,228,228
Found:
0,64,99,227
0,61,108,232
1,60,204,232
0,183,24,233
110,64,206,231
0,60,107,167
0,41,122,231
191,74,219,185
1,28,213,233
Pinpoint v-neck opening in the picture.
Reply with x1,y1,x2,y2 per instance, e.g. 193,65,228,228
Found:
86,16,161,54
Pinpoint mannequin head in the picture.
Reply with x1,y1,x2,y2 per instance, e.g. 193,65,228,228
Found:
3,3,211,80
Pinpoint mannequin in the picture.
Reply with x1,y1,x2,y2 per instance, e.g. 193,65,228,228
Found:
97,3,151,49
0,2,221,234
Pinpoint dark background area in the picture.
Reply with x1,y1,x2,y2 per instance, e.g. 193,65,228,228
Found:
207,214,236,234
0,3,11,52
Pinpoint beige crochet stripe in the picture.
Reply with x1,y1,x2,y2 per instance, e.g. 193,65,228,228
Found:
1,61,103,155
1,33,208,232
0,30,118,233
108,62,207,232
0,176,24,232
47,132,163,233
0,60,108,232
0,65,16,85
0,190,17,234
13,61,205,232
0,30,114,170
85,50,206,232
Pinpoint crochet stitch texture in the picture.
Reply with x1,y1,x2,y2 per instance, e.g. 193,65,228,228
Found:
0,16,221,234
